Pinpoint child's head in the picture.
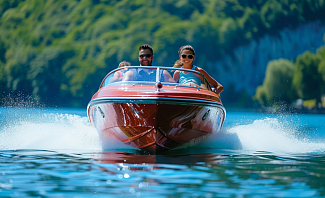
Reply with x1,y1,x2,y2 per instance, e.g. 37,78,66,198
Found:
118,61,131,68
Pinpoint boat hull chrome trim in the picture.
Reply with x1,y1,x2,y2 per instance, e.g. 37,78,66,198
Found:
89,97,224,106
88,98,226,117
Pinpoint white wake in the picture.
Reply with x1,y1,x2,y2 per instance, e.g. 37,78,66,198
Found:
201,117,325,154
0,112,101,151
1,108,325,154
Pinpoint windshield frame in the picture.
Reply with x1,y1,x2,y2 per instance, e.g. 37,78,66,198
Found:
99,66,212,91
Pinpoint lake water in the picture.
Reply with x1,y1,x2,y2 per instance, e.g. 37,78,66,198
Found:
1,107,325,197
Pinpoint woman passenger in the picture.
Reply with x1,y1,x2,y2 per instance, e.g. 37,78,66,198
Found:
173,45,223,94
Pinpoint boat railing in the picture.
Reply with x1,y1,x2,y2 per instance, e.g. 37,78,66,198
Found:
99,66,212,91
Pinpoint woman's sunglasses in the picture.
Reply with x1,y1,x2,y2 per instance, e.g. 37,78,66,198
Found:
139,54,152,58
181,54,194,59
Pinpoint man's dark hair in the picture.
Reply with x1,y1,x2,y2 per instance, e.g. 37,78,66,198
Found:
139,44,153,55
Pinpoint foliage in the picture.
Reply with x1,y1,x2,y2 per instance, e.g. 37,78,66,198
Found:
254,59,297,105
254,45,325,108
317,46,325,82
0,0,325,107
293,51,324,104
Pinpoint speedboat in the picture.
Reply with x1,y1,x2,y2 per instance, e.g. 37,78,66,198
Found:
87,66,226,154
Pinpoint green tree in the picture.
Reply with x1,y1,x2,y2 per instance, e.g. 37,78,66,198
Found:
27,47,75,104
254,59,297,105
1,0,325,107
293,51,324,107
317,46,325,87
261,0,301,30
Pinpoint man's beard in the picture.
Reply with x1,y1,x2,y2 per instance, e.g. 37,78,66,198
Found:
141,60,152,66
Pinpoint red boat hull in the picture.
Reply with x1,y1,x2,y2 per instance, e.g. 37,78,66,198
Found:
88,84,225,153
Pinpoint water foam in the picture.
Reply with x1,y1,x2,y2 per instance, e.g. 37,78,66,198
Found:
1,108,324,154
0,111,102,151
222,117,325,154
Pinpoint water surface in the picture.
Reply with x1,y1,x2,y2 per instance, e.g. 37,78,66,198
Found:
1,107,325,197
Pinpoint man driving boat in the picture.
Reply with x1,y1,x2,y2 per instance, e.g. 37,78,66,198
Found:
122,44,174,82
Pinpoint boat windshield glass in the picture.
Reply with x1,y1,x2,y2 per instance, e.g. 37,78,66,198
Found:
101,66,211,91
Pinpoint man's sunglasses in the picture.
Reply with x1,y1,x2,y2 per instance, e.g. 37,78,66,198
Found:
139,54,152,58
181,54,194,59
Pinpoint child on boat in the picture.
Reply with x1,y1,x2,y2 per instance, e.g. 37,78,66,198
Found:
173,45,223,94
109,61,131,83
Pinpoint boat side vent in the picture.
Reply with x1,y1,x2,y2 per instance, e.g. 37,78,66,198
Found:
98,106,105,118
202,109,210,120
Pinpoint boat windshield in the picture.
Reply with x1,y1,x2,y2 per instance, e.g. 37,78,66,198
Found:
100,66,212,91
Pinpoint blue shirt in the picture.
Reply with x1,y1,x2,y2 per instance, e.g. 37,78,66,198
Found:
179,66,201,85
128,67,164,82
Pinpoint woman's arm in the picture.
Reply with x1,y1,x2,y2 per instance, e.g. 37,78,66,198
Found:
173,70,180,83
196,67,223,94
163,70,175,83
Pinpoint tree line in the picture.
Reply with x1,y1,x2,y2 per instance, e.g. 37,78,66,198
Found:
254,44,325,108
1,0,325,107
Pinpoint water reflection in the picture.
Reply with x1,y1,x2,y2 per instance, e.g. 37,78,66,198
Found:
91,152,225,165
2,150,325,197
